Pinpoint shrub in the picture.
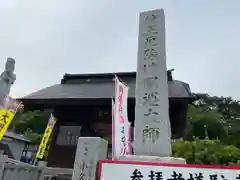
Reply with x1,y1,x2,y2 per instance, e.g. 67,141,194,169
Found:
172,139,240,165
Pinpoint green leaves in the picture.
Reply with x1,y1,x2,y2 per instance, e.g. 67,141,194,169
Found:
24,131,43,144
178,94,240,165
172,139,240,166
10,110,50,145
185,105,227,141
13,110,50,134
193,94,240,132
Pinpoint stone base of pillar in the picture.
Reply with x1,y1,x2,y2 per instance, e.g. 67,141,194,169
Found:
118,155,186,164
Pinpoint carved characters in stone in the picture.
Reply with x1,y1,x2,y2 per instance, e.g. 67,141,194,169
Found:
135,9,172,156
144,108,159,116
140,13,161,118
144,48,159,61
146,25,159,35
87,160,94,180
143,16,160,74
56,126,81,146
142,125,160,144
0,58,16,105
144,13,158,21
145,36,158,47
142,92,160,106
143,62,157,73
79,162,87,180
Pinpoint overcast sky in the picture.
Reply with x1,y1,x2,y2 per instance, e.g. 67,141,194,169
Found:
0,0,239,99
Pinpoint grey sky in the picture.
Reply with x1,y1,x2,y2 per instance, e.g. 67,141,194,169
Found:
0,0,239,99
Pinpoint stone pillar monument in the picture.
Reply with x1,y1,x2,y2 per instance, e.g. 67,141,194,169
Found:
120,9,185,163
0,58,16,105
134,9,171,157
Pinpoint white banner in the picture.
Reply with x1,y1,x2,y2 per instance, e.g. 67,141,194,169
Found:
99,160,240,180
125,122,132,155
113,76,129,158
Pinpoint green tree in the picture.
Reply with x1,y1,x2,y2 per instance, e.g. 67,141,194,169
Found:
194,94,240,132
187,104,221,123
228,129,240,148
11,110,51,144
184,119,227,141
186,94,240,144
14,110,50,134
185,105,227,141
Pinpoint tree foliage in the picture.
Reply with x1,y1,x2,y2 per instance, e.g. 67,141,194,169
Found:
193,94,240,131
184,105,227,141
185,94,240,146
176,93,240,165
12,110,50,144
173,139,240,166
14,110,49,134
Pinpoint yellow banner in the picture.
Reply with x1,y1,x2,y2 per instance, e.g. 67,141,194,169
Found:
36,114,56,159
0,109,14,141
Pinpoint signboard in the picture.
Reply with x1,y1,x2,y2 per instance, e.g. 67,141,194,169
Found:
56,125,81,146
98,160,240,180
36,114,56,159
0,96,22,141
112,76,130,158
134,9,171,156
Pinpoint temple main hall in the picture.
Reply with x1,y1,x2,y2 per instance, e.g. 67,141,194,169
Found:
19,70,196,168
